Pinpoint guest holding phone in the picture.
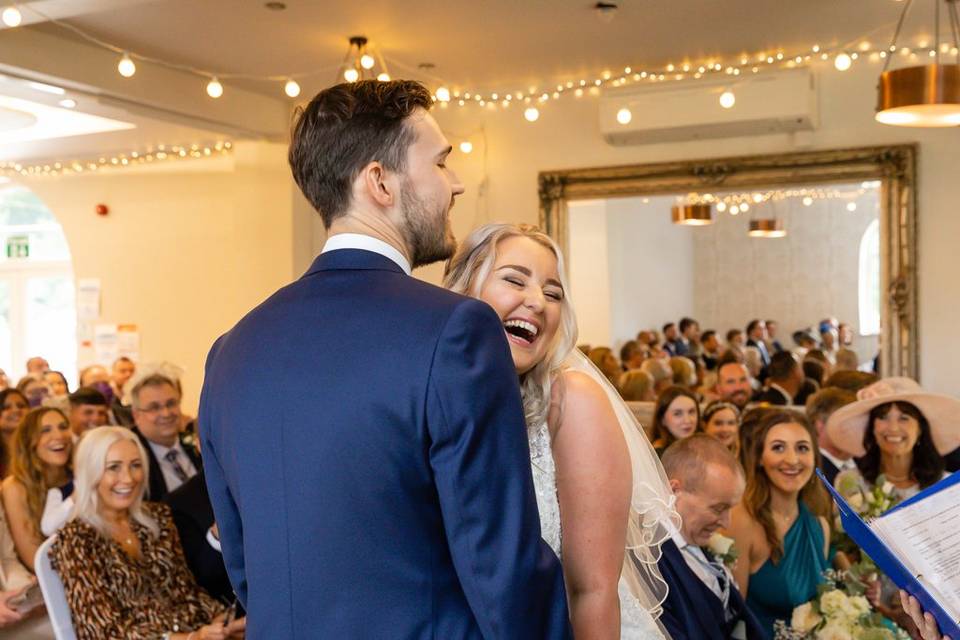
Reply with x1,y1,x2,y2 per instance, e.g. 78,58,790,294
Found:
49,427,245,639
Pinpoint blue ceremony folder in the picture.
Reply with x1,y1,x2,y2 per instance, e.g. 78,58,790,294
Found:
817,468,960,638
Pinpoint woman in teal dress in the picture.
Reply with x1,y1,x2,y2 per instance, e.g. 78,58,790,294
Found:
729,410,832,638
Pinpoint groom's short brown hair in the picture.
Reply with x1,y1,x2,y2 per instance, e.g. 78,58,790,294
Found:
288,79,433,229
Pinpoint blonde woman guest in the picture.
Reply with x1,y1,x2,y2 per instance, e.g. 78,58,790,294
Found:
49,427,244,640
702,400,741,458
620,370,656,402
668,356,697,389
445,223,678,639
728,410,831,637
589,347,622,387
1,407,72,570
640,357,673,396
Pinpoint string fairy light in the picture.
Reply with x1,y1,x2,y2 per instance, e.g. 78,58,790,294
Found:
0,141,234,178
679,184,873,212
12,2,960,120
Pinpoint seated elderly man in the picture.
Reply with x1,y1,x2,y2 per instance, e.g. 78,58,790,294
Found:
659,435,765,639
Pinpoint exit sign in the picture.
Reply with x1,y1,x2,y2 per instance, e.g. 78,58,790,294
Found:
5,236,28,259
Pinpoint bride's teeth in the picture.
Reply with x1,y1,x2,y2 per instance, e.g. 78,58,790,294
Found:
504,319,539,335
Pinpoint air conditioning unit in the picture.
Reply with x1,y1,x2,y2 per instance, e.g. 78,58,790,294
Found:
599,69,818,145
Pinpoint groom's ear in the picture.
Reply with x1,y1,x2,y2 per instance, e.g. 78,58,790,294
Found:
359,161,397,209
669,477,682,495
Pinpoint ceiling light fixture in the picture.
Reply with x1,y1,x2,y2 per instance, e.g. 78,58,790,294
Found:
835,53,853,71
284,78,301,98
1,6,21,27
58,98,77,109
876,0,960,126
117,53,136,78
338,36,392,85
748,219,787,238
206,77,223,98
459,141,473,154
672,203,713,226
719,90,736,108
616,107,632,124
524,107,540,122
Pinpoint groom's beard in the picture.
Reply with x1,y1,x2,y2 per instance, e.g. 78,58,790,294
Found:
400,180,456,269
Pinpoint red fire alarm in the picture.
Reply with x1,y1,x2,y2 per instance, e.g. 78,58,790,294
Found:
95,204,108,216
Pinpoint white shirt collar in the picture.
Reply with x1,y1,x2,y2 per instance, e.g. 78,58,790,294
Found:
321,233,411,276
820,447,855,471
769,382,794,404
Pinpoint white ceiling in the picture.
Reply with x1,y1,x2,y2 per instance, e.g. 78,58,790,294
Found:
27,0,932,97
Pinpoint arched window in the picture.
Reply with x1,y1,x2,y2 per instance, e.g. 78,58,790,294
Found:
0,185,76,384
858,218,880,336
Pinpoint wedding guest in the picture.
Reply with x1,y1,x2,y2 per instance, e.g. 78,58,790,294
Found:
755,352,803,406
49,426,243,639
111,357,136,396
640,357,674,396
619,340,646,371
765,319,785,354
1,407,72,570
130,371,200,501
736,406,777,468
742,347,764,383
588,347,622,387
802,359,826,389
900,591,950,640
819,322,839,365
804,349,832,378
701,330,721,371
702,401,741,458
0,391,27,478
166,470,238,607
77,365,116,414
43,372,68,399
804,388,857,486
619,370,656,403
669,356,697,389
715,361,752,410
445,223,675,637
0,371,8,392
651,386,700,456
679,317,701,359
663,323,684,357
24,358,48,375
15,377,49,409
823,370,878,393
745,320,771,372
838,322,854,347
0,500,53,639
834,348,859,372
67,387,110,438
637,330,658,349
726,329,745,350
827,378,957,500
729,410,831,637
791,328,818,359
658,435,765,639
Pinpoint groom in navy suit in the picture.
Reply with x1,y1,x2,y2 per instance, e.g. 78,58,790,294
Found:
199,80,570,639
659,436,766,640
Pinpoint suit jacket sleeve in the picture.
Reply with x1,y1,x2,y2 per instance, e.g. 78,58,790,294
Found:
426,299,570,640
199,336,248,607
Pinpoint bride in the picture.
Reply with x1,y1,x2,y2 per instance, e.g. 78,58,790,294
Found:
444,223,678,638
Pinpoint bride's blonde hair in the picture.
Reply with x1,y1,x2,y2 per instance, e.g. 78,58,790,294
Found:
444,223,578,428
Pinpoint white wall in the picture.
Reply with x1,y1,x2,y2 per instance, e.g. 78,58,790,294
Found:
24,141,299,412
606,196,695,348
567,200,612,347
432,61,960,395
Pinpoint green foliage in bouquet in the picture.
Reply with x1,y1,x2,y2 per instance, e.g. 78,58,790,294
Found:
831,474,902,558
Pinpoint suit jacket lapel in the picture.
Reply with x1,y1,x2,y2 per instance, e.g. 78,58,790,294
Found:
662,540,728,638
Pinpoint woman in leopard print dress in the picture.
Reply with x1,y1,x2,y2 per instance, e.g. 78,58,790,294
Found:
48,427,244,640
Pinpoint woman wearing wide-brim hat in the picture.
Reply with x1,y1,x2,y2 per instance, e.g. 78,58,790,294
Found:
826,377,960,499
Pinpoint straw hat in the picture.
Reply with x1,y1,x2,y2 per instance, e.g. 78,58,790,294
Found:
825,377,960,457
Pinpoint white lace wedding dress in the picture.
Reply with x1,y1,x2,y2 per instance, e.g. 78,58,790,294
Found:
529,420,669,639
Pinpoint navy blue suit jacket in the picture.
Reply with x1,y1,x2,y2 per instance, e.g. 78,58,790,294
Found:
658,538,767,640
199,249,571,639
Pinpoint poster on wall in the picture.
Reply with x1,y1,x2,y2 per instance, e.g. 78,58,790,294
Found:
93,323,119,366
117,324,140,361
77,278,101,321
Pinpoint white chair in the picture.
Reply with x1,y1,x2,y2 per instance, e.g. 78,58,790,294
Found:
34,536,77,640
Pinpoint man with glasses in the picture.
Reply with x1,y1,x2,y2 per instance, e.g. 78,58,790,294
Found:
131,373,200,500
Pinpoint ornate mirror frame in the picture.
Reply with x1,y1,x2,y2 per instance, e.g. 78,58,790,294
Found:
539,145,918,380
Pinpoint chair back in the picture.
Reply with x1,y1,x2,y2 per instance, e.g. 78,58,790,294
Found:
34,536,77,640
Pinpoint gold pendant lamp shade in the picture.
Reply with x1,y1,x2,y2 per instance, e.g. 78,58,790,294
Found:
748,219,786,238
876,64,960,126
876,0,960,127
671,204,713,226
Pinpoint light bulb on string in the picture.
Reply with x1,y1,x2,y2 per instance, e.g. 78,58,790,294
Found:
206,77,224,98
716,201,727,212
118,53,136,78
719,90,736,109
729,205,740,215
377,73,390,82
459,141,473,154
344,68,360,83
360,54,375,70
802,196,814,206
834,53,852,71
524,107,540,122
846,202,857,212
616,107,632,124
1,6,21,27
284,78,301,98
436,87,451,102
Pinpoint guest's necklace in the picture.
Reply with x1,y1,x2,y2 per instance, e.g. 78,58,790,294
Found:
772,508,798,529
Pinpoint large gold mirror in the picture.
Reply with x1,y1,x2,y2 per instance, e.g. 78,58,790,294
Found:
539,145,917,379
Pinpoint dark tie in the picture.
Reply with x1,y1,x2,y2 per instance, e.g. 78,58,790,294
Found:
164,449,190,483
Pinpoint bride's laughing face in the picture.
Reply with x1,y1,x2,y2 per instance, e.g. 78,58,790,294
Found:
478,236,564,375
